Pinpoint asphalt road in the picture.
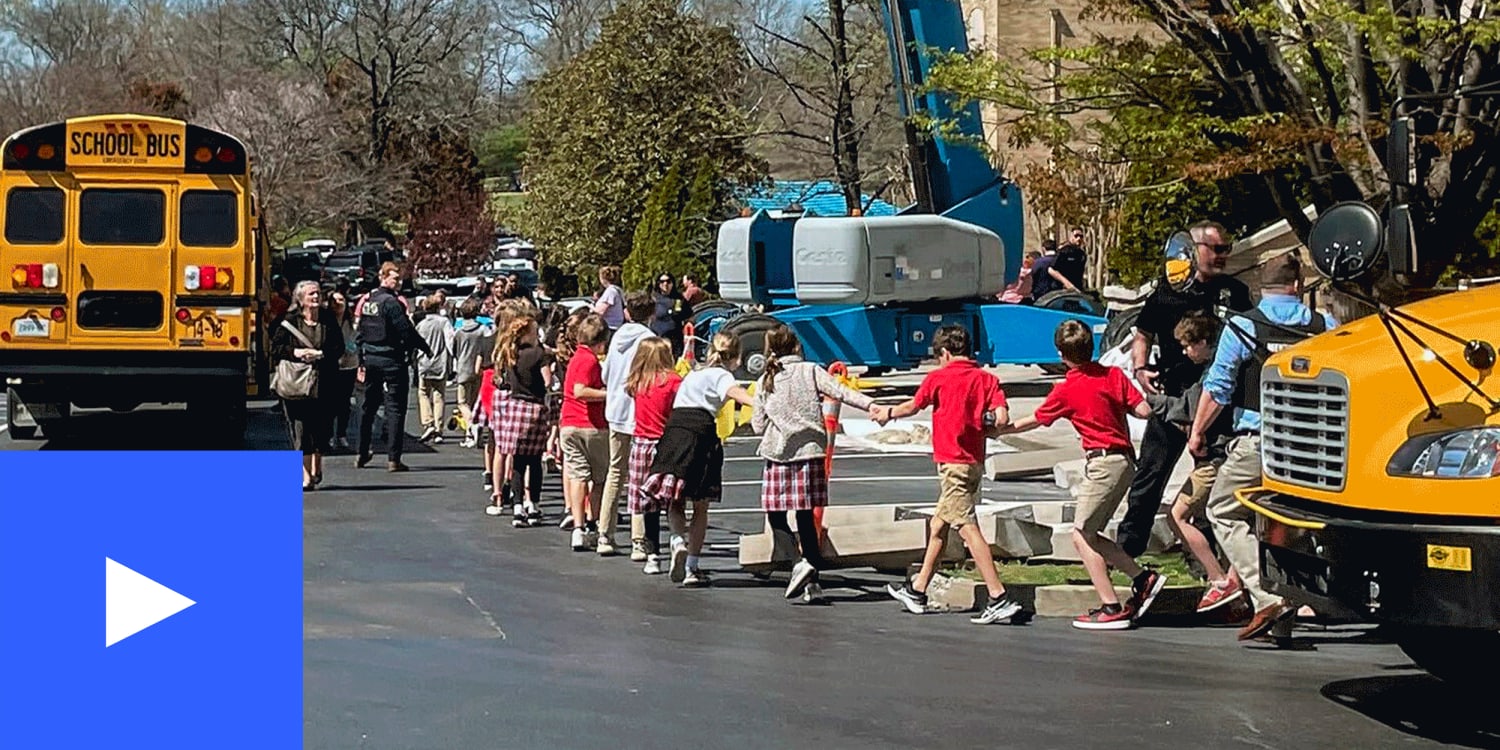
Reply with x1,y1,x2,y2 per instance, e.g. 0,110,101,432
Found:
300,399,1495,750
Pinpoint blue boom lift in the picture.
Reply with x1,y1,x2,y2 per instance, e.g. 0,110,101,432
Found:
705,0,1109,379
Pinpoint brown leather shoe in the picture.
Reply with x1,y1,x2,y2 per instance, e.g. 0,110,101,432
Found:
387,461,409,472
1238,601,1294,641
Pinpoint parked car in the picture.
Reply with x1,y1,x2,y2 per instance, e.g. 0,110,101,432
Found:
322,243,398,291
279,248,325,284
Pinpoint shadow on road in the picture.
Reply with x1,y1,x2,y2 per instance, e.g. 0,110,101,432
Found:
1322,673,1500,749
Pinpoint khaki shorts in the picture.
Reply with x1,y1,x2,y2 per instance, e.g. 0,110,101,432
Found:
1174,461,1219,510
1074,453,1136,535
934,462,983,527
559,426,609,483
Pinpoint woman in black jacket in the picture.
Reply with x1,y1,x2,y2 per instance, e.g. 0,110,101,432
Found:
272,280,345,490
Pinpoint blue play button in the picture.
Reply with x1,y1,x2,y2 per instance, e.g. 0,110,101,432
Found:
0,451,304,747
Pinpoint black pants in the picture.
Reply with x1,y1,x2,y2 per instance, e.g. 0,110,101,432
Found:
511,455,542,507
1118,414,1188,558
357,358,410,462
328,368,358,443
767,510,826,575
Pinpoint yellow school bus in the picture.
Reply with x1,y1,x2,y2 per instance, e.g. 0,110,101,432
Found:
0,113,269,444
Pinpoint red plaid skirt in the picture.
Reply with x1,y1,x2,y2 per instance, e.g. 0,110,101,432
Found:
627,437,660,513
760,459,830,512
495,396,550,456
638,468,722,504
487,387,510,432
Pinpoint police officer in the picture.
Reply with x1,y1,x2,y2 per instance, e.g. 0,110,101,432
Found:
356,261,431,471
1187,251,1337,642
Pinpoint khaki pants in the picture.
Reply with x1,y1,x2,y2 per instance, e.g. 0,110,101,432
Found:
456,379,479,426
1073,454,1136,535
417,377,446,431
598,429,637,539
1205,435,1282,612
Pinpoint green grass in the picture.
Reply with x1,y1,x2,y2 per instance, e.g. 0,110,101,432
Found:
489,191,526,215
946,553,1202,588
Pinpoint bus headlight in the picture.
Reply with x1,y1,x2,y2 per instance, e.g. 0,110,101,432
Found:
1388,428,1500,478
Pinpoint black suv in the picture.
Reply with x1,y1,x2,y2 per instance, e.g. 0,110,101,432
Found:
322,244,397,291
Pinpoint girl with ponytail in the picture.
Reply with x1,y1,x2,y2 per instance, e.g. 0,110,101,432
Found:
623,337,681,575
752,325,887,602
638,332,755,586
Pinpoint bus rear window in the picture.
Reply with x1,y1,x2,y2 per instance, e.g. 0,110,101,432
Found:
5,187,64,244
80,188,164,246
180,191,237,246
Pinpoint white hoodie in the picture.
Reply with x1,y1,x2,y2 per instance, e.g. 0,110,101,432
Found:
602,321,654,434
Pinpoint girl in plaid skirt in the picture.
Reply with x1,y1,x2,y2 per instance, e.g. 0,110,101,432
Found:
622,337,681,575
484,300,528,516
639,333,755,587
495,312,554,527
752,325,889,602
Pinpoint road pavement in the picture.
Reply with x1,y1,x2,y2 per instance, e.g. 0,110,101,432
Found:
300,396,1491,749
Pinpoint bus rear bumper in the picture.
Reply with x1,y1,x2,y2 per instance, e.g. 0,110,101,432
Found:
1,350,248,407
1238,488,1500,631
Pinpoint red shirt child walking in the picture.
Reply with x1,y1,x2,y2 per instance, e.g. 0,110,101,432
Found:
884,325,1022,626
998,319,1162,630
623,337,682,575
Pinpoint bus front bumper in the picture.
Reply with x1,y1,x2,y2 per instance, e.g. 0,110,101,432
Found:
1237,488,1500,631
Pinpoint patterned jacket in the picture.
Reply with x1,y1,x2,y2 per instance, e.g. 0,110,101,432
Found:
752,356,873,463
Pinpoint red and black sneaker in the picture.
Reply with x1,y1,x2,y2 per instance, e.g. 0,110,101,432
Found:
1128,568,1167,619
1073,604,1135,630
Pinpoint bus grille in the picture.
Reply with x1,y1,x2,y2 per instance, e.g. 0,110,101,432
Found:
1260,368,1349,491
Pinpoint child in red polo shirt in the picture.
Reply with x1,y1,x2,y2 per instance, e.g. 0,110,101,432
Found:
884,325,1023,625
998,319,1163,630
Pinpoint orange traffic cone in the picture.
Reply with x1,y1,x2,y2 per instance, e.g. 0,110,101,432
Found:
817,361,849,540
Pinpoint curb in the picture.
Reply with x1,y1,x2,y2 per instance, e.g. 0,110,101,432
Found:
911,569,1208,619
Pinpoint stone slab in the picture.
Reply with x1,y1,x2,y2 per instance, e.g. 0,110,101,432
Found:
985,447,1079,480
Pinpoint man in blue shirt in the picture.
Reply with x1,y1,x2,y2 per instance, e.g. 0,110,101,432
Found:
1188,251,1338,642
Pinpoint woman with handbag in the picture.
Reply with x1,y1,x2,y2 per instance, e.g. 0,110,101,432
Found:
272,280,345,491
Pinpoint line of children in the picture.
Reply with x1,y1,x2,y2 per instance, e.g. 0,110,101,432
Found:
638,333,756,586
752,324,888,602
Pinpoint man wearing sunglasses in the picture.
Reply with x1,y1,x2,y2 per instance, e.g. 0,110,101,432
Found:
1117,220,1252,561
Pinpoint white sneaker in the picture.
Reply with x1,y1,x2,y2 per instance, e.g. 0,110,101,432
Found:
668,537,688,583
597,534,618,556
643,555,664,575
336,437,350,450
512,504,529,528
433,434,444,444
571,528,588,551
484,504,503,516
559,514,574,530
682,568,710,587
419,426,437,442
785,559,816,599
799,583,825,603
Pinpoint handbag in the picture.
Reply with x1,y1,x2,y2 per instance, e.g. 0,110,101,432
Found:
272,319,321,400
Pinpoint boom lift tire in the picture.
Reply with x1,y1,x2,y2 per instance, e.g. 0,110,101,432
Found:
1033,291,1109,375
720,313,778,380
1101,306,1143,356
689,302,745,364
1396,627,1500,689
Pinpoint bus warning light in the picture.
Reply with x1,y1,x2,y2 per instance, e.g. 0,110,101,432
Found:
193,146,212,163
36,144,54,160
175,308,192,323
216,147,234,163
10,266,27,286
11,143,28,160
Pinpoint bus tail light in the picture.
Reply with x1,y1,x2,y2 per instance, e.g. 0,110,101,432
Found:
26,264,41,287
49,307,64,322
10,263,57,288
40,263,59,288
185,265,234,291
175,308,191,323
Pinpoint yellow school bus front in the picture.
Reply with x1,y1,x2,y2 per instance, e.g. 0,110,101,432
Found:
1241,283,1500,647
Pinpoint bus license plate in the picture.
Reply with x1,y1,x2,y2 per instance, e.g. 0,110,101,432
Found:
1426,544,1471,572
12,317,49,337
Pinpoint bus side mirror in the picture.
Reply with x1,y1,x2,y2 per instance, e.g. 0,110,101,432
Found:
1387,203,1416,277
1388,116,1416,189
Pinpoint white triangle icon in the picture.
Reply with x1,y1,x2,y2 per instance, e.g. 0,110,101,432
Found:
105,557,196,647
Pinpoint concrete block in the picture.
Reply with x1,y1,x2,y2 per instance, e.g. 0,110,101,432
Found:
986,447,1079,480
1032,515,1178,563
921,573,986,613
